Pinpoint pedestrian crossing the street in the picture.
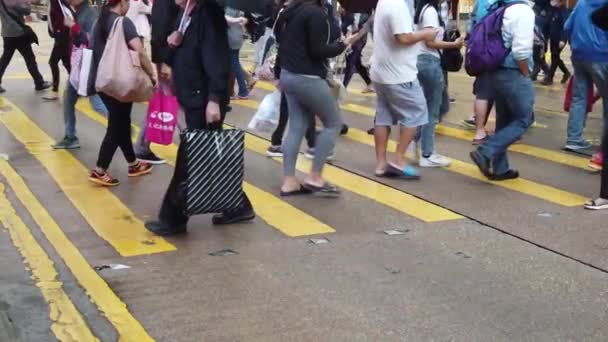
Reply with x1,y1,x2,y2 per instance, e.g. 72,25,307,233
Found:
0,12,606,341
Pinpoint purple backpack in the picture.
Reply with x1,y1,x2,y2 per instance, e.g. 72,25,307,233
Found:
464,2,520,76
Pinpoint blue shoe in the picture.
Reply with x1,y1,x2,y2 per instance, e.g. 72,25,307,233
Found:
387,163,420,180
564,141,593,151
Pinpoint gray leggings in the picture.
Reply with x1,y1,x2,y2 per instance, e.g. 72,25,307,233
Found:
280,70,343,177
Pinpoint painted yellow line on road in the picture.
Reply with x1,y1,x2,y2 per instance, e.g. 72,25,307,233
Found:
0,97,176,256
233,99,463,222
341,102,590,171
75,100,335,237
344,128,588,207
0,183,99,342
0,160,154,341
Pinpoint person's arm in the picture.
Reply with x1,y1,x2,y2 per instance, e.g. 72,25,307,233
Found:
505,5,535,76
421,7,463,49
307,10,346,59
124,19,155,82
128,37,156,82
202,4,230,107
426,37,464,49
395,29,438,45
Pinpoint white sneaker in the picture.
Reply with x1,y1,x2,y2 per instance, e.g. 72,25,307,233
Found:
419,153,452,168
42,90,58,101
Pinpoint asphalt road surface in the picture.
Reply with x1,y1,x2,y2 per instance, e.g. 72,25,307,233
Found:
0,23,606,341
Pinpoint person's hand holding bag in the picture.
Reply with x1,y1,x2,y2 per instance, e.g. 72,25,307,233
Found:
206,101,221,124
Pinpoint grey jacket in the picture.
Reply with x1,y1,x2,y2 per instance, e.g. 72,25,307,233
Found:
0,0,30,38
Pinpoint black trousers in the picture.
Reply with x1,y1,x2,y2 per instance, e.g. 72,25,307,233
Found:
547,40,569,80
270,92,316,148
342,42,371,88
532,45,549,79
96,94,136,169
49,32,71,91
159,105,253,227
0,36,44,86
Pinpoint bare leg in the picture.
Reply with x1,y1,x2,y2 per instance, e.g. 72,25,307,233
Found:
392,126,417,168
474,98,489,140
374,126,390,174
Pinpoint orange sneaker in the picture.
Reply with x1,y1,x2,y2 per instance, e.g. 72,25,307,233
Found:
89,170,119,187
128,161,153,177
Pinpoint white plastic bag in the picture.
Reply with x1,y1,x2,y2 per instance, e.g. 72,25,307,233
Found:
77,48,93,96
248,90,281,133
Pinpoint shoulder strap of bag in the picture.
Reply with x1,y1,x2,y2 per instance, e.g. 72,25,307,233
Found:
1,0,31,32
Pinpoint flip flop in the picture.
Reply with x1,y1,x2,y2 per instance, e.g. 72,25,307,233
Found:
584,198,608,210
280,185,313,197
386,164,420,180
375,168,403,178
302,182,341,197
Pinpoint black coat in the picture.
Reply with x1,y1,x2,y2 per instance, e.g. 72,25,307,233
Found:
170,1,230,112
150,0,179,64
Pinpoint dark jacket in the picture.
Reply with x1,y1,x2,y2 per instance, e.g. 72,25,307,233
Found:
151,0,179,64
170,1,229,111
71,0,97,47
49,0,72,37
274,1,346,79
545,5,569,43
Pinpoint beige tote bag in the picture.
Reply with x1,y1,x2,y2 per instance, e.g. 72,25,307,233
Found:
95,17,153,103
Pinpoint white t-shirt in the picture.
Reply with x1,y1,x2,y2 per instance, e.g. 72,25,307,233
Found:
417,5,444,58
371,0,419,84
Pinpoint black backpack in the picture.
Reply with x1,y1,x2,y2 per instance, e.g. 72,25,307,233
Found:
441,28,464,72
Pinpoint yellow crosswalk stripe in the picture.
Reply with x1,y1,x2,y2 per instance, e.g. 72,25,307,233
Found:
0,97,176,257
74,100,336,237
0,182,99,342
231,100,463,222
0,160,154,341
344,128,588,207
340,102,590,171
234,97,588,207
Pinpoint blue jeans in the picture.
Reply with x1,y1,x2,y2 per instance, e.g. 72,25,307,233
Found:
574,62,608,197
478,69,534,175
63,83,108,139
230,49,248,97
416,54,444,157
568,59,608,145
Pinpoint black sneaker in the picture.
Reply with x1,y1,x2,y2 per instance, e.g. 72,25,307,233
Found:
145,220,187,236
561,72,571,84
489,169,519,181
340,124,349,135
266,145,283,157
212,209,255,225
470,150,492,178
136,152,166,165
52,136,80,149
35,81,52,91
0,85,5,94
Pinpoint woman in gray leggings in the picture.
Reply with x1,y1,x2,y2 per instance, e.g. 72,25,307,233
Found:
280,70,343,195
274,0,360,196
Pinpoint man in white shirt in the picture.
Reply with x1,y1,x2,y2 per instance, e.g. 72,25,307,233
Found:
371,0,437,179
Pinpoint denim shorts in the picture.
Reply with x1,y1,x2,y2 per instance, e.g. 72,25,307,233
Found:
473,72,493,100
373,80,429,128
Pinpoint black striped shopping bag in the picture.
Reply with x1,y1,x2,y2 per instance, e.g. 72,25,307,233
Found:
182,129,245,215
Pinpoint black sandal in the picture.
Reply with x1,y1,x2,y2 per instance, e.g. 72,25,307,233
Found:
302,182,341,197
280,185,313,197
